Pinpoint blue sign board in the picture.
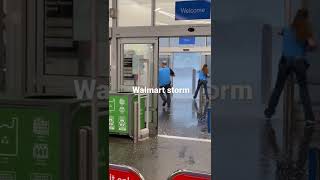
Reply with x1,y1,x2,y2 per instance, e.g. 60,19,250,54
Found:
179,37,196,45
175,1,211,20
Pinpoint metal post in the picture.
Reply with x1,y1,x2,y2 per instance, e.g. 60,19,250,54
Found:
90,0,98,179
192,69,196,93
0,0,5,92
79,128,89,180
207,107,211,133
261,24,273,104
133,102,139,143
138,94,141,140
199,86,203,105
283,0,294,156
145,94,149,130
151,0,155,26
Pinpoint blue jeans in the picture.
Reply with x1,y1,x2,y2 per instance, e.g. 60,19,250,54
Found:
160,83,171,107
194,80,209,99
267,57,314,121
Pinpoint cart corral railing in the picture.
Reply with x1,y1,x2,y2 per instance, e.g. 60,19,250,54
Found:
168,170,211,180
109,164,145,180
109,165,212,180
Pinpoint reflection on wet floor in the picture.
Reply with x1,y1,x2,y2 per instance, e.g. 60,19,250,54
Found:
259,118,319,180
109,136,211,180
158,97,211,139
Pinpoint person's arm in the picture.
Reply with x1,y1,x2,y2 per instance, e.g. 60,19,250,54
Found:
307,36,317,51
204,68,209,78
170,68,175,77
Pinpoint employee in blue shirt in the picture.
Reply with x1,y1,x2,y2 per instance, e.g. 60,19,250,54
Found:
193,64,209,100
264,9,317,123
159,61,175,108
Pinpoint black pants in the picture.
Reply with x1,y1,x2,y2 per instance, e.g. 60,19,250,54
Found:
194,80,209,99
160,84,171,107
267,57,315,121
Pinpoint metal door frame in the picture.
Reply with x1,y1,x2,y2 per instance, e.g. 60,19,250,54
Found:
117,37,159,126
3,0,27,96
117,37,159,90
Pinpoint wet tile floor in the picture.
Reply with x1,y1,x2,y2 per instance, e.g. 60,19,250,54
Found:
158,98,211,139
109,96,212,180
109,136,211,180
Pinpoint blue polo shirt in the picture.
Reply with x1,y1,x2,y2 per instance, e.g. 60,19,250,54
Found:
282,27,307,59
198,70,207,81
159,67,171,86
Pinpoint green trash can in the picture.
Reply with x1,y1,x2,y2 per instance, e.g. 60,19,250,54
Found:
109,92,147,138
0,96,107,180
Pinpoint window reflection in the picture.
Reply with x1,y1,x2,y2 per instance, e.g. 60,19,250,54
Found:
44,0,107,77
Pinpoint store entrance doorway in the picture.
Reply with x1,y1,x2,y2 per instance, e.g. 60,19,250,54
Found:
157,36,211,140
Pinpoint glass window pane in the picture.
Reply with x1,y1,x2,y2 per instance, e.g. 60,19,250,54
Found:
169,37,179,47
156,0,211,26
207,36,211,47
122,44,154,87
159,38,170,47
45,0,80,76
195,37,206,47
45,0,107,77
118,0,152,27
0,0,6,92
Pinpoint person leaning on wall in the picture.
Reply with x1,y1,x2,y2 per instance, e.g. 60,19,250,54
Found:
264,8,317,125
193,64,210,101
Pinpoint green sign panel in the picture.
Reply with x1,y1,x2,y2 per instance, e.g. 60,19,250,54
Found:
109,96,129,134
0,108,60,180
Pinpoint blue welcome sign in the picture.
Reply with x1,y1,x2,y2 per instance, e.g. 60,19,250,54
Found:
175,0,211,20
179,36,196,45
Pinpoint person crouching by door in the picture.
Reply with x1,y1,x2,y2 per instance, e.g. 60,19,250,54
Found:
159,61,175,108
193,64,210,100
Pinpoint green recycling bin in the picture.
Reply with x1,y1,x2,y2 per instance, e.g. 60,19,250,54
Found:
109,92,146,137
0,97,107,180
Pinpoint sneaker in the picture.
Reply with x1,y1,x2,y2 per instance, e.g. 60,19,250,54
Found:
264,108,274,119
305,120,316,128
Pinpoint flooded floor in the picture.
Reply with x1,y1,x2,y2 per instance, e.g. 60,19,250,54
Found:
109,136,211,180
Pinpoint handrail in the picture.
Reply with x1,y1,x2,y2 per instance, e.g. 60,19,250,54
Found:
109,164,145,180
168,169,211,180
